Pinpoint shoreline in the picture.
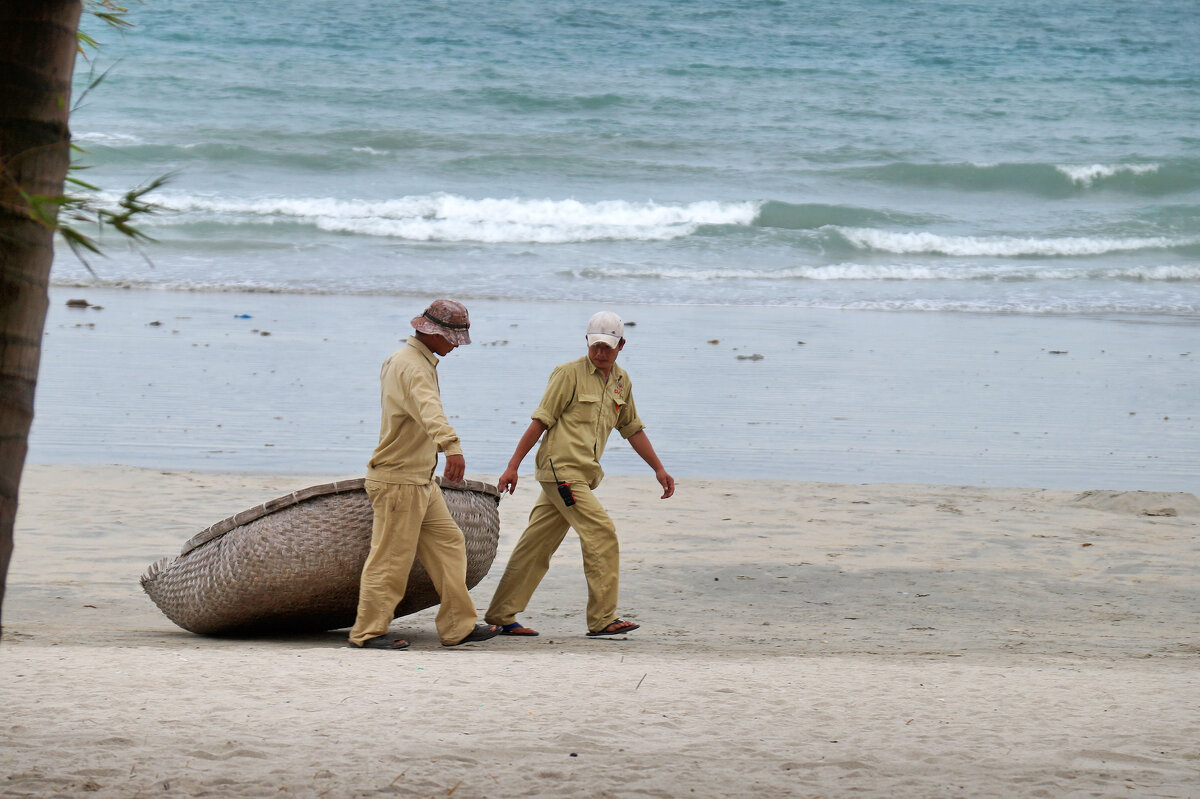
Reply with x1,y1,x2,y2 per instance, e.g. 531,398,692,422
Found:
32,285,1200,492
3,464,1198,797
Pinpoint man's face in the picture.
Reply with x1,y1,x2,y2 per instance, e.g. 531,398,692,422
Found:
425,333,458,356
587,340,623,370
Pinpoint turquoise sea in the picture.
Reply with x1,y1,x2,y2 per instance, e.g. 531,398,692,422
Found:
64,0,1200,315
33,0,1199,490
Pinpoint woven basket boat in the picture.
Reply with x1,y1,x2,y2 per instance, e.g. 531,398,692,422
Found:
141,477,501,635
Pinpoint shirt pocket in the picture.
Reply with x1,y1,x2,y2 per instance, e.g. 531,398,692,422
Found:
570,393,602,426
603,395,625,429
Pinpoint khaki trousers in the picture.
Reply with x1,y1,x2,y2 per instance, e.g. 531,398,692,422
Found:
348,480,478,646
486,480,619,633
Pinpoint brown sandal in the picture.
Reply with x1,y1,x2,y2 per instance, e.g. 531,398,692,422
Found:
586,619,640,637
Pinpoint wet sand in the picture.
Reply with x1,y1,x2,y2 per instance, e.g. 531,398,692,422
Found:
33,286,1200,491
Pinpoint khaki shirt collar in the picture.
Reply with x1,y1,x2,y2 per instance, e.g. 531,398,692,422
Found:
584,355,607,381
407,335,440,368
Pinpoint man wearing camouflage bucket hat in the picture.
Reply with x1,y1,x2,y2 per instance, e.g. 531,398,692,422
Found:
349,299,499,650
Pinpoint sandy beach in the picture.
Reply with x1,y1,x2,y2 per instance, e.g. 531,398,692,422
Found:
11,277,1200,799
3,464,1198,797
18,2,1198,794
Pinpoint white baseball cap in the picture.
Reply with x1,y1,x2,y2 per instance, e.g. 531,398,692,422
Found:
585,311,624,348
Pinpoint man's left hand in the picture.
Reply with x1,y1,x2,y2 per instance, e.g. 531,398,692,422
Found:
657,470,675,499
444,454,466,483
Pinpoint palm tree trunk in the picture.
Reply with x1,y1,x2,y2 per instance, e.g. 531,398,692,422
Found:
0,0,82,637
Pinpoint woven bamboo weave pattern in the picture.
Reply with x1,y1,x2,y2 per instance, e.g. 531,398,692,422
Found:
141,478,501,635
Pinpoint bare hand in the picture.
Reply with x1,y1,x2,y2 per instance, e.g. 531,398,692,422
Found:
443,454,465,484
657,470,675,499
497,466,519,494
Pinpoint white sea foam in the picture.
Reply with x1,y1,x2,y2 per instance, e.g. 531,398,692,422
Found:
1055,163,1161,186
833,298,1200,314
575,262,1200,282
813,263,1200,281
833,227,1192,257
73,131,144,145
790,264,966,281
49,274,1200,316
148,192,759,243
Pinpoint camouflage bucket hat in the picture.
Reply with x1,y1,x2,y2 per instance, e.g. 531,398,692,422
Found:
411,298,472,345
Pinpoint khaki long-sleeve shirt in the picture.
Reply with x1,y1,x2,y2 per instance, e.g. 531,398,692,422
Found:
366,336,462,484
532,356,645,488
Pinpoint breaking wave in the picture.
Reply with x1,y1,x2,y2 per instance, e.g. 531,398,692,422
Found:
839,160,1200,197
829,227,1198,258
569,263,1200,282
144,192,760,243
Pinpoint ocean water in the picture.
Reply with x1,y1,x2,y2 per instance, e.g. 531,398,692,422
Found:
62,0,1200,316
33,0,1200,491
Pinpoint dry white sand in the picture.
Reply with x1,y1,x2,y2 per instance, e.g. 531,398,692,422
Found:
3,465,1199,798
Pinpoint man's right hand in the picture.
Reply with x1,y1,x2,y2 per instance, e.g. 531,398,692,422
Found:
497,466,519,494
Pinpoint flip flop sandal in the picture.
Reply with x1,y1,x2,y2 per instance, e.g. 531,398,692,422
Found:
444,623,501,647
356,634,410,650
500,622,539,636
586,619,640,637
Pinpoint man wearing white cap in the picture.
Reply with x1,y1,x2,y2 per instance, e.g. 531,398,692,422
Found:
349,299,499,650
485,310,675,638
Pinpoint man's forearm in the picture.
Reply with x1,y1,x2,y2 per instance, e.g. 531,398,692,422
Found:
508,420,548,469
627,430,664,471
